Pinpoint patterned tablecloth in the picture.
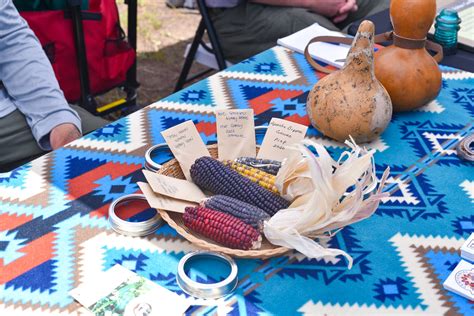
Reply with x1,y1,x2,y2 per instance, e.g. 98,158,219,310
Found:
0,46,473,315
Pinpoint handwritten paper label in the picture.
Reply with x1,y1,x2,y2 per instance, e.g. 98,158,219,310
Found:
161,120,210,181
143,170,206,203
216,109,256,160
257,118,308,161
138,182,193,214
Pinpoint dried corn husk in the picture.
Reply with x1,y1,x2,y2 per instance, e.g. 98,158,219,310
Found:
265,138,390,268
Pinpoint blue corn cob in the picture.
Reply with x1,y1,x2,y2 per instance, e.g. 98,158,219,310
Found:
190,157,290,216
202,195,270,230
235,157,282,175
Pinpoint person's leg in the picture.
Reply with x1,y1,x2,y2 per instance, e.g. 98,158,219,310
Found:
0,110,45,171
338,0,390,31
211,2,337,63
0,106,108,171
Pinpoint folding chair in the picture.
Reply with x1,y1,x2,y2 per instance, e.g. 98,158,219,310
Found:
15,0,139,116
68,0,139,115
174,0,231,92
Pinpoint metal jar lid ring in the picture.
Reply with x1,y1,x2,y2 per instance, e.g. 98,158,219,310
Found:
144,143,170,172
176,251,238,299
457,134,474,162
108,194,162,237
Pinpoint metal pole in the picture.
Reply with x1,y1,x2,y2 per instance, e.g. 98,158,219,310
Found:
125,0,139,88
68,0,97,113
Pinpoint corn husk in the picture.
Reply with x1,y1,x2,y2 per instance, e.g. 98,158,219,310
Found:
264,138,390,268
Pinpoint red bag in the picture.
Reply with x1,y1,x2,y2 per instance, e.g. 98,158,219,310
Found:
20,0,135,102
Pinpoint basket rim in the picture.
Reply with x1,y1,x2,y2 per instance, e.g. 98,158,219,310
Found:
156,144,290,259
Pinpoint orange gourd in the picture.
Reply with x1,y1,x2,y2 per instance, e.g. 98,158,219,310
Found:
374,0,442,112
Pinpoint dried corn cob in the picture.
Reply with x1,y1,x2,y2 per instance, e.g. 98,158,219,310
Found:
223,160,279,194
202,195,270,230
235,157,282,175
183,206,262,250
190,157,290,216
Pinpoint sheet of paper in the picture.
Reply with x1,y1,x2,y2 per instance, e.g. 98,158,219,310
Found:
461,232,474,263
216,109,256,160
257,118,308,161
143,170,206,203
138,182,194,214
161,120,210,181
70,264,190,316
443,259,474,301
277,23,350,68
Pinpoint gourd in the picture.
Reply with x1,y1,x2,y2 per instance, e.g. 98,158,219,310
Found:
306,21,392,143
374,0,442,112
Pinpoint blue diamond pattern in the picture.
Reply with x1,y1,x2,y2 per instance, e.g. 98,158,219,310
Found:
93,175,138,203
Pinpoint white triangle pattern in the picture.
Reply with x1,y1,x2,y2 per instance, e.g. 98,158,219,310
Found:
381,176,420,205
460,180,474,203
220,46,300,82
68,110,147,153
442,71,474,80
0,155,49,202
77,232,196,286
423,132,463,155
298,233,464,315
0,304,82,316
416,100,445,114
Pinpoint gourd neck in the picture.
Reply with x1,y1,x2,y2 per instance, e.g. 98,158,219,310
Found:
343,31,375,76
393,32,426,49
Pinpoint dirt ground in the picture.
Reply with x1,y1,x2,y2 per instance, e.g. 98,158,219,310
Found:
109,0,209,108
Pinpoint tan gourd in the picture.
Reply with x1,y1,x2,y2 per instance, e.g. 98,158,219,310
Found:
306,21,392,143
374,0,442,111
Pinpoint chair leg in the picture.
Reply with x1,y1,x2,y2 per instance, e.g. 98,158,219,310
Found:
174,19,206,92
125,0,139,90
197,0,226,70
68,1,97,114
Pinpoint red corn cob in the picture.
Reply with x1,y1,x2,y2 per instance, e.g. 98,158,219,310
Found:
183,206,262,250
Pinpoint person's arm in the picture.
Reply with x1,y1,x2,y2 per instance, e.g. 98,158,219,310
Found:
0,0,82,150
249,0,357,22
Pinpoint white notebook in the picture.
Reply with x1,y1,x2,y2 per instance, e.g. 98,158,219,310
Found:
277,23,351,68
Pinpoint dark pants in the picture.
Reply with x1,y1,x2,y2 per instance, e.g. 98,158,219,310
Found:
211,0,390,63
0,105,108,171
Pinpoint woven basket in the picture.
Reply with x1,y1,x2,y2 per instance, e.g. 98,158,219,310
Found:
156,144,290,259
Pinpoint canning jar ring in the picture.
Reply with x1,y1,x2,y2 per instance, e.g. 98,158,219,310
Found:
176,251,238,299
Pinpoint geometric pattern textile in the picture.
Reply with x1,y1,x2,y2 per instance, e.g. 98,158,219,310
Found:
0,46,473,315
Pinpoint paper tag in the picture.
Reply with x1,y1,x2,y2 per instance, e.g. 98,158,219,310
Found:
443,259,474,301
216,109,256,160
143,170,206,203
161,120,210,181
461,233,474,263
257,118,308,161
138,182,194,214
69,264,190,316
